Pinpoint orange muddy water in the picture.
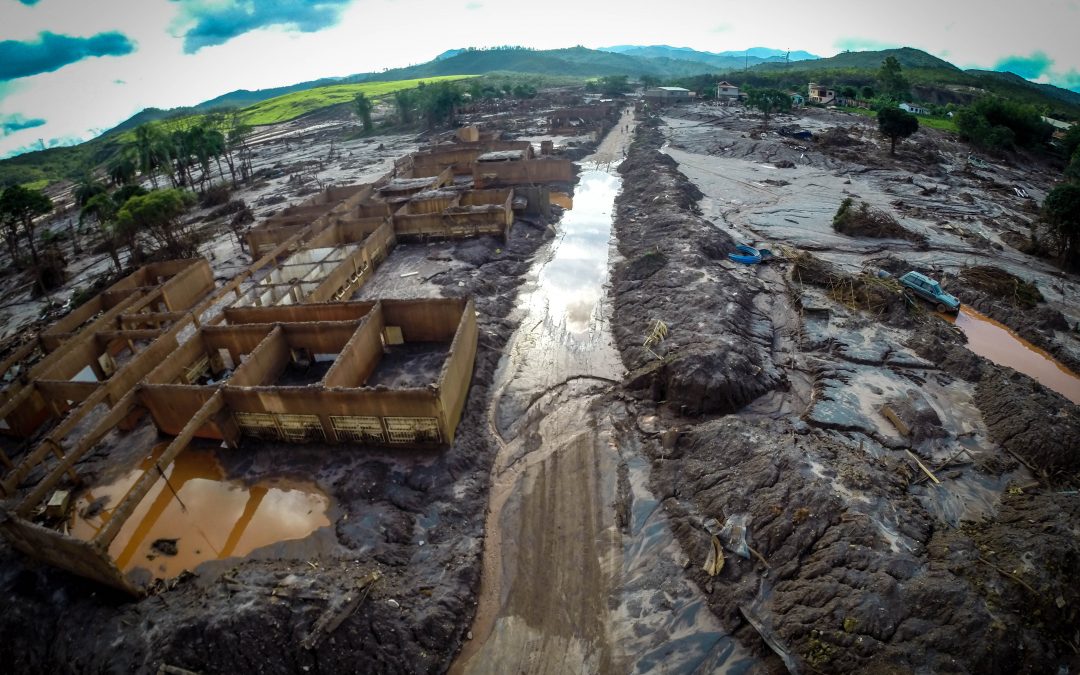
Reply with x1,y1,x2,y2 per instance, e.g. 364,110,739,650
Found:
69,443,330,579
942,306,1080,405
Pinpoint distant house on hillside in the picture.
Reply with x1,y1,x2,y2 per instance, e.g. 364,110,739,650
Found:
899,102,927,115
808,83,835,105
644,87,695,105
715,81,740,100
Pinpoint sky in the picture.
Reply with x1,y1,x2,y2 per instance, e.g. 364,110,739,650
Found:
1,0,1079,158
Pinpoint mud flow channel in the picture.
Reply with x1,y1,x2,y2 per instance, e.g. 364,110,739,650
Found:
941,306,1080,404
454,114,760,674
68,442,330,580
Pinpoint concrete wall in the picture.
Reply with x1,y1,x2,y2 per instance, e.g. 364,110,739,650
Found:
473,159,575,187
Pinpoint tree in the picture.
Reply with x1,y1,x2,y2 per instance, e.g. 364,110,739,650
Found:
877,106,919,155
0,184,53,267
416,81,463,128
840,85,858,100
223,111,253,184
81,193,123,272
1065,148,1080,181
132,123,172,188
115,188,196,257
860,85,875,100
353,92,374,133
71,174,108,256
955,97,1053,151
877,56,910,101
511,82,537,99
598,75,631,97
1060,124,1080,159
0,185,55,292
106,150,137,186
745,88,792,130
393,89,417,124
640,74,661,89
1043,182,1080,269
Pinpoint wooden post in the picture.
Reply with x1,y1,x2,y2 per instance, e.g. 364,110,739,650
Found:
92,391,224,549
15,392,140,517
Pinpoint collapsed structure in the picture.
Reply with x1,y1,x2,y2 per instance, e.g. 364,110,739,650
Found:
0,127,576,594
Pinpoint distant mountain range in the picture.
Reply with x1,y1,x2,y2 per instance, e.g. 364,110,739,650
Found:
600,45,819,68
94,44,1080,140
5,44,1080,177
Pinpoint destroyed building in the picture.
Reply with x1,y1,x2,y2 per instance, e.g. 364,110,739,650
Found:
0,127,575,595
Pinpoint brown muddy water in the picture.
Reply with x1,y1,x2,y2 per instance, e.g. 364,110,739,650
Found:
942,306,1080,404
69,443,330,579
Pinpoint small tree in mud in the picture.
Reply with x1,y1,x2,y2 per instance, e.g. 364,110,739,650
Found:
877,107,919,155
115,188,196,258
80,193,124,273
1042,182,1080,270
393,89,417,124
0,184,52,265
745,88,791,130
353,93,374,133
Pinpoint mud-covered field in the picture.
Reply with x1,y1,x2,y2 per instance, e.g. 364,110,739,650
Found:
0,101,582,673
2,93,1079,675
609,108,1080,673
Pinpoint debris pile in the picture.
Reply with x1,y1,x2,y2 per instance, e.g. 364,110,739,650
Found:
831,197,928,246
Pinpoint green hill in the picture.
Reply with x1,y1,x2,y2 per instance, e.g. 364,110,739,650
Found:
367,46,718,80
756,47,958,71
5,46,1080,189
599,45,819,68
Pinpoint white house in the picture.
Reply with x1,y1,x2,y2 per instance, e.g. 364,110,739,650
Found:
899,102,927,115
715,81,740,100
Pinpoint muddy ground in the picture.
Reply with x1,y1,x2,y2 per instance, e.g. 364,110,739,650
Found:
609,108,1080,672
0,97,599,673
2,92,1079,675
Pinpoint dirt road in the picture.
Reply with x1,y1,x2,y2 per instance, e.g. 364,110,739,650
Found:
453,109,759,674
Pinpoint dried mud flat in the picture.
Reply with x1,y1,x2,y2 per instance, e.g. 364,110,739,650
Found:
0,105,570,673
610,109,1080,672
1,94,1079,675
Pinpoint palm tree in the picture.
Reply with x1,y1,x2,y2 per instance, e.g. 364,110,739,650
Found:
133,123,172,188
106,150,137,186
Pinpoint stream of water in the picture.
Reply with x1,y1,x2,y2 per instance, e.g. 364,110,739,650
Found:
453,114,758,674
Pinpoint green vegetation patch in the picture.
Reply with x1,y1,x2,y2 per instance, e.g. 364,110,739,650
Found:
238,75,476,126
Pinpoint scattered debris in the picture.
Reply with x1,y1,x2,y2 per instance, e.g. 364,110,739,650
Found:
301,570,381,651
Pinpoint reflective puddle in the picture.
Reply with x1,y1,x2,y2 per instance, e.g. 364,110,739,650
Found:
531,169,620,335
941,306,1080,404
70,443,330,579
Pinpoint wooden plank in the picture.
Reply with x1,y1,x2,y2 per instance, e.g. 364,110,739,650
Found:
92,391,224,548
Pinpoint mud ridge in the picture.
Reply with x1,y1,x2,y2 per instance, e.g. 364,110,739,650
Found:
612,113,1080,674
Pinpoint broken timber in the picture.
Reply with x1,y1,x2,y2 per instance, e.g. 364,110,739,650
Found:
301,571,382,650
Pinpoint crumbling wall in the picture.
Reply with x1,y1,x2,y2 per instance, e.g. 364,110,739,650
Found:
0,515,138,594
473,159,575,187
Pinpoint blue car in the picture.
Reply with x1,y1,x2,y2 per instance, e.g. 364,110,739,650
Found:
899,271,960,313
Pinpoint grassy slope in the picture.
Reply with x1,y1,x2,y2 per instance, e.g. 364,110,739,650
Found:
0,75,475,187
833,105,958,132
237,75,475,125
